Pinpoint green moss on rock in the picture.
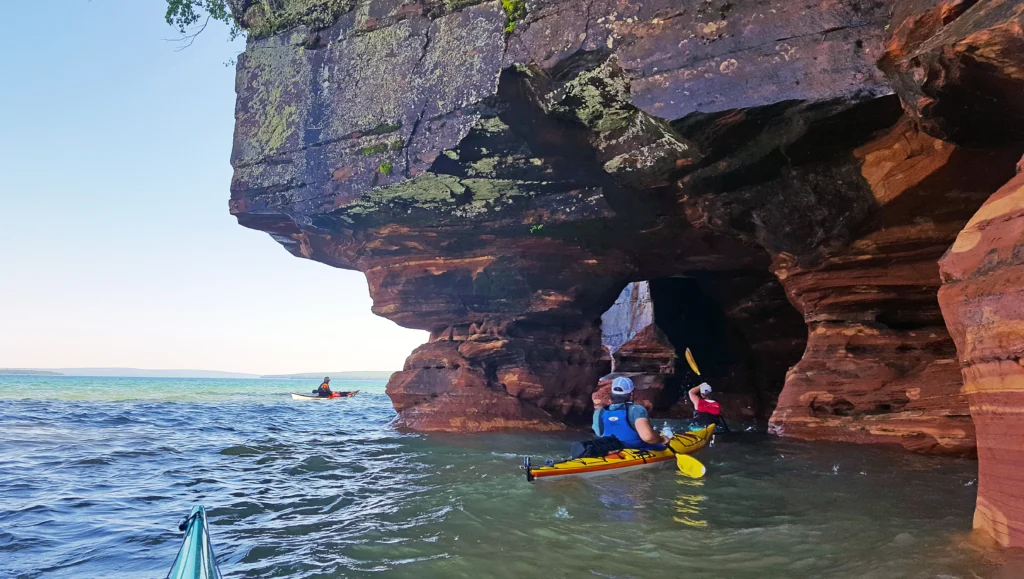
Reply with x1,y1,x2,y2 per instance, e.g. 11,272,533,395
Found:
550,59,632,131
370,122,402,135
348,174,465,214
240,45,310,159
501,0,526,35
344,173,539,218
361,143,389,155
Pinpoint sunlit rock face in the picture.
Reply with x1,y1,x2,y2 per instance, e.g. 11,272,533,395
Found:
877,0,1024,548
596,282,676,412
940,167,1024,547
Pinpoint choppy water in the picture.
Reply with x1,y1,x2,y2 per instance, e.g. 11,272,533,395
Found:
0,376,1018,578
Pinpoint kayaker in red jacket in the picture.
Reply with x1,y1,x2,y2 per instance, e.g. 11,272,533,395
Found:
689,382,729,432
314,377,333,398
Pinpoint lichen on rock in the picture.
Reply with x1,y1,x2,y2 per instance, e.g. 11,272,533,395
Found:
237,0,356,38
342,172,540,219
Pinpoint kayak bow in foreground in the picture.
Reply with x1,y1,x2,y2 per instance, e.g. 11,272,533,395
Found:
167,505,222,579
525,424,714,481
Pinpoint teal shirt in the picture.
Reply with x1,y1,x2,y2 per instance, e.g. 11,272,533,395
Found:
593,403,648,436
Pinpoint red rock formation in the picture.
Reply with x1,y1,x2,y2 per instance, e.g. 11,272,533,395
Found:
880,0,1024,146
227,0,1015,449
597,277,808,423
767,120,1020,455
224,0,1024,547
939,166,1024,547
879,0,1024,545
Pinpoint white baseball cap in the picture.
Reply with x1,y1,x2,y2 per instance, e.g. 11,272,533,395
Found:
611,376,634,394
698,383,712,395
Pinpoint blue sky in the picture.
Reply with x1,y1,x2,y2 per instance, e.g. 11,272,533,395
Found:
0,1,426,373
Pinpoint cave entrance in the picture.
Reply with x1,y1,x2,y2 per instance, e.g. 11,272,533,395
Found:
601,273,807,425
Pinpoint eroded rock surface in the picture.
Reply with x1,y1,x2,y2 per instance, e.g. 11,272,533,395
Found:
940,166,1024,547
228,0,1019,447
880,0,1024,146
231,0,903,431
767,119,1021,455
227,0,1024,548
596,282,676,411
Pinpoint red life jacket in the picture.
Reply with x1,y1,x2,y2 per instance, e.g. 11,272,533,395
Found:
696,398,721,416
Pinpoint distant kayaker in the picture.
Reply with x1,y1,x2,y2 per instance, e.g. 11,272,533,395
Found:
314,377,333,398
689,383,729,432
593,376,669,450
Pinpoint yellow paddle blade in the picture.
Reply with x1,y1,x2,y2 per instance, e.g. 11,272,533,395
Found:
676,454,706,479
685,348,701,376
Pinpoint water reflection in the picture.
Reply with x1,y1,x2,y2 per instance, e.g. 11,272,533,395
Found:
673,477,707,528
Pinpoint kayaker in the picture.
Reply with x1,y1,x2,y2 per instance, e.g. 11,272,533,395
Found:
314,377,333,398
689,383,729,432
592,376,669,450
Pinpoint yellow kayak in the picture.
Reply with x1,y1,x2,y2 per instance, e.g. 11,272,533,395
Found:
525,425,714,481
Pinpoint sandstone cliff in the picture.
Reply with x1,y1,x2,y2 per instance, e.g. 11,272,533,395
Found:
225,0,1024,545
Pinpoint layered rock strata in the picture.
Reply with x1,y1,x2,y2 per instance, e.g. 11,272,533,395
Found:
767,119,1020,455
940,167,1024,547
231,0,907,431
886,0,1024,547
227,0,1024,549
228,0,1018,448
879,0,1024,146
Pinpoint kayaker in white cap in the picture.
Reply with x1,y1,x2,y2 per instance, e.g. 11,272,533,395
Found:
688,382,728,432
591,376,669,450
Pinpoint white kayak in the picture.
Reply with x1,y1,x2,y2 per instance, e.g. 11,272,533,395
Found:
290,391,358,401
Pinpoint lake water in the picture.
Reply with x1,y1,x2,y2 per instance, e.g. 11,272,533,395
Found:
1,375,1019,578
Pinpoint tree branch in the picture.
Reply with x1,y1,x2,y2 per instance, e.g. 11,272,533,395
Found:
167,13,212,51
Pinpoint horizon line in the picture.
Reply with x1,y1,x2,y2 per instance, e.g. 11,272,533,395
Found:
1,366,400,376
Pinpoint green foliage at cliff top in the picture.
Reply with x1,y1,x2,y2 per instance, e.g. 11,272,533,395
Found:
165,0,355,40
166,0,242,38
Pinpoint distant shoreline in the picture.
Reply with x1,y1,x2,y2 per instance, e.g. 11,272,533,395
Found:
0,369,64,376
1,368,396,380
